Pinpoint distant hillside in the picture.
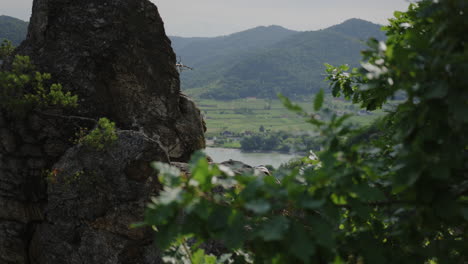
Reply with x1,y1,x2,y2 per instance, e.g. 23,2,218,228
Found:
170,25,297,67
326,18,386,41
0,16,384,100
172,19,385,100
0,15,28,46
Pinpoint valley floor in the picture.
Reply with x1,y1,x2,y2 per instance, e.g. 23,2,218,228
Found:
192,96,385,137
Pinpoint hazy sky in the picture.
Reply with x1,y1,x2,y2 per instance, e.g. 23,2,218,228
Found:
1,0,411,37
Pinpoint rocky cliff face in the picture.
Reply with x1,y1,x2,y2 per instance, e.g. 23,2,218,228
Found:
0,0,205,263
18,0,205,161
31,131,169,264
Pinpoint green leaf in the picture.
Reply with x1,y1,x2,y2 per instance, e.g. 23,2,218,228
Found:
351,183,386,202
208,206,231,230
190,151,209,168
129,222,146,229
192,249,217,264
192,158,212,189
257,216,289,241
221,211,246,248
300,198,325,210
462,207,468,221
425,83,448,99
217,254,233,264
245,199,271,214
192,249,206,264
152,162,182,186
333,256,345,264
289,222,315,263
158,187,184,205
308,215,335,248
154,224,179,250
313,89,324,111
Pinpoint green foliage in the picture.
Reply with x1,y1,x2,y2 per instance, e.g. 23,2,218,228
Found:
160,240,241,264
0,53,78,113
313,89,324,112
79,118,118,151
24,78,78,108
240,133,282,152
144,1,467,263
0,39,15,60
239,131,321,153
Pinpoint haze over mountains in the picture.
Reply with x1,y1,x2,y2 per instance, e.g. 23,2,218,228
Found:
0,15,385,100
171,18,385,99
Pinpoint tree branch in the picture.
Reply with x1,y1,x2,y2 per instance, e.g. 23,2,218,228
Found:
34,110,97,124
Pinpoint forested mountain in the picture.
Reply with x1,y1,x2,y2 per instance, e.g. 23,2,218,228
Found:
0,15,384,100
171,19,385,99
170,25,297,67
0,15,28,45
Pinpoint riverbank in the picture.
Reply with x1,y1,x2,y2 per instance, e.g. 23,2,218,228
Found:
207,140,306,155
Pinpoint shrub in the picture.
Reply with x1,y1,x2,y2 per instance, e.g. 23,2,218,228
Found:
80,118,117,151
0,52,78,113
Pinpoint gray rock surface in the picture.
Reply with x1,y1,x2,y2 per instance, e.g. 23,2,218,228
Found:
171,159,269,178
0,0,206,262
30,130,168,264
0,112,60,264
18,0,206,161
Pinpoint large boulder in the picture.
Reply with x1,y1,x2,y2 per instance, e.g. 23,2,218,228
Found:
17,0,206,161
30,130,168,264
0,0,206,262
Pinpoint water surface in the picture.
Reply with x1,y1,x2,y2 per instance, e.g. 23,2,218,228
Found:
205,147,298,168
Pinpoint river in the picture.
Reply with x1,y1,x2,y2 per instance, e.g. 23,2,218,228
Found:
204,147,299,168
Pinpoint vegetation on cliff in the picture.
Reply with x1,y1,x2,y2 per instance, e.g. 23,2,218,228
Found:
0,40,78,113
77,117,118,151
143,1,468,263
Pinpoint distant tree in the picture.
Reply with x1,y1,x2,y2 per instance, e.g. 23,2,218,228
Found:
259,125,265,133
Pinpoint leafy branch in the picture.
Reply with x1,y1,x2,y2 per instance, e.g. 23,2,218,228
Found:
140,1,468,263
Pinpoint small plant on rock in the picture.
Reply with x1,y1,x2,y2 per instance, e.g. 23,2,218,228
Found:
1,52,78,113
80,117,118,151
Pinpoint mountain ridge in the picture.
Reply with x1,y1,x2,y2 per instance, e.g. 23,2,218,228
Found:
170,25,298,67
0,16,386,100
0,15,29,45
171,19,386,99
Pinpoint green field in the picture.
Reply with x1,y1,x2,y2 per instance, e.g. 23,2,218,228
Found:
190,95,386,137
